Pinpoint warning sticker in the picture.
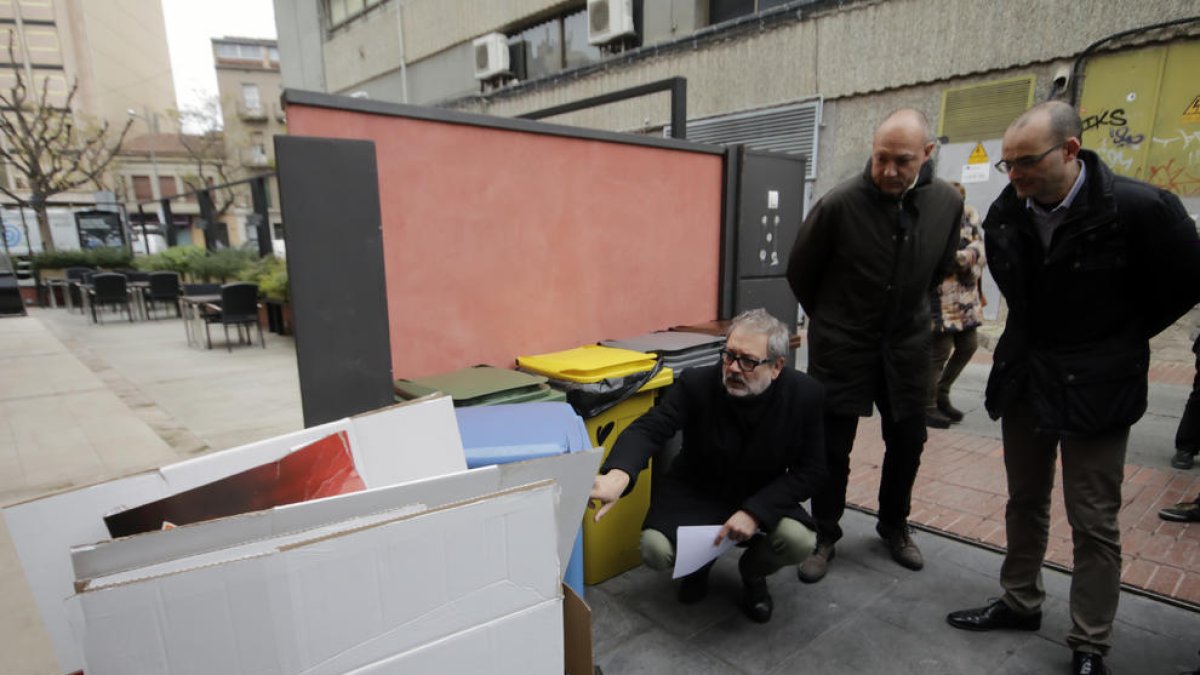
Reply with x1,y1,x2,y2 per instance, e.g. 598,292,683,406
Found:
1182,95,1200,123
967,143,989,165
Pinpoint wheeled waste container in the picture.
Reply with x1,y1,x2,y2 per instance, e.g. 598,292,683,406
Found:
517,345,673,584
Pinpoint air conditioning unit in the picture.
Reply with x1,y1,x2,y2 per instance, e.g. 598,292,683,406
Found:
587,0,636,45
473,32,511,80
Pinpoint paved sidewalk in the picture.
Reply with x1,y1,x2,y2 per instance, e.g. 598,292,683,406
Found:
1,307,1196,675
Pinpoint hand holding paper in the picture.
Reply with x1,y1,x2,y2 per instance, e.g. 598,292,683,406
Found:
673,525,736,578
715,510,758,545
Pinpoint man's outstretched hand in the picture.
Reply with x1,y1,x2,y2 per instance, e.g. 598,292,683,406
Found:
589,469,631,522
715,510,759,545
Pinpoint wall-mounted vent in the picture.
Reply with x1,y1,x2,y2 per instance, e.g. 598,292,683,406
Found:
939,76,1035,143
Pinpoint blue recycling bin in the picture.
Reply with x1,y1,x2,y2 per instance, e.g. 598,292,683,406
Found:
455,402,590,598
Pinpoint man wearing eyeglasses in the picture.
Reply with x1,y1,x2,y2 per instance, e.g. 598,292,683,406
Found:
946,101,1200,675
786,109,962,583
588,309,825,624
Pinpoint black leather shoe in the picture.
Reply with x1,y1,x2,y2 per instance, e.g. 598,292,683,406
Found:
676,565,711,604
740,576,773,623
1072,651,1109,675
925,408,953,429
938,398,965,422
946,599,1041,632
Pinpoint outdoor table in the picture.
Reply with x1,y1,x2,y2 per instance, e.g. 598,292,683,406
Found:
180,294,220,346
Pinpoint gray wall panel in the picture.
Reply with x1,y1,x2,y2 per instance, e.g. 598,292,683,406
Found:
274,136,394,426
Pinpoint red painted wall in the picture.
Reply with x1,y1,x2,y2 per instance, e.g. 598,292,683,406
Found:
287,105,724,379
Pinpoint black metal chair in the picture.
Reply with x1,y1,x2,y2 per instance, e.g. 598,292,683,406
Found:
88,273,133,324
203,282,264,351
65,266,92,313
145,271,181,319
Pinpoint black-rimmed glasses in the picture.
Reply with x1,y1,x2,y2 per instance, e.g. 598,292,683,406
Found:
719,348,772,371
994,141,1065,173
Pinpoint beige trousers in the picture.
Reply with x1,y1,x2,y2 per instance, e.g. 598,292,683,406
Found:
999,401,1127,655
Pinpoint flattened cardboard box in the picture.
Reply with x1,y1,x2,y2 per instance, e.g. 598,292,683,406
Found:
4,395,467,674
71,483,564,675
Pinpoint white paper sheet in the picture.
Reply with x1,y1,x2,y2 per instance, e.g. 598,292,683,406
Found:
672,525,736,579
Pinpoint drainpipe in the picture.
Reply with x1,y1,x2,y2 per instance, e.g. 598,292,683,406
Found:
394,0,409,104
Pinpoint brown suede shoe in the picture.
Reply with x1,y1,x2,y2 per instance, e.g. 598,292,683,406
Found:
877,523,924,570
797,542,835,583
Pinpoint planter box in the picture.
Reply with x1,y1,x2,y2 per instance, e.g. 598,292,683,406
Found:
263,298,293,335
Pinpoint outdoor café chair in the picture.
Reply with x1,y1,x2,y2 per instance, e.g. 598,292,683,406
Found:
203,282,264,351
88,273,134,324
145,271,182,319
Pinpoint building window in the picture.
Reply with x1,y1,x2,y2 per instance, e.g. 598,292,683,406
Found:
509,8,601,81
242,83,261,112
709,0,793,24
158,176,178,198
131,175,153,201
326,0,384,30
215,42,263,60
563,10,602,70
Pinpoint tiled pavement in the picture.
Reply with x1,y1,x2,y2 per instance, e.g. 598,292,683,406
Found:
1,308,1197,674
843,347,1200,608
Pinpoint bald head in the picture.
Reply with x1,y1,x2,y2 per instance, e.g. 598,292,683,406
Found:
1000,101,1082,203
874,108,932,144
1008,101,1082,145
870,108,935,196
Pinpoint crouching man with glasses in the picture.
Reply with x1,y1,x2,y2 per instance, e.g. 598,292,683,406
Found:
589,309,825,623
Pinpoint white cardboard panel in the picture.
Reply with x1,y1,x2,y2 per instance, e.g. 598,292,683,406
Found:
72,485,561,675
73,450,601,588
5,395,463,675
339,600,564,675
348,397,467,487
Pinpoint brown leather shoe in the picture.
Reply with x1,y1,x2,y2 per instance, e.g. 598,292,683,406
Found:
877,523,924,570
796,542,835,583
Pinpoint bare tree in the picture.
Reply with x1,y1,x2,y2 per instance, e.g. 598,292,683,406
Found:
174,97,241,219
0,36,132,252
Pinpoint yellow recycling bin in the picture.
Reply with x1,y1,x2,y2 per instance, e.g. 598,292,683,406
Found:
518,345,674,584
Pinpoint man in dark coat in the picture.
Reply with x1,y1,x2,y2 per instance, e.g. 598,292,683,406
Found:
947,102,1200,675
589,309,825,623
1169,331,1200,470
786,108,961,582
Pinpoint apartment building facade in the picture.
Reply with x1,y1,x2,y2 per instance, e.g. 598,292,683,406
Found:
273,0,1199,217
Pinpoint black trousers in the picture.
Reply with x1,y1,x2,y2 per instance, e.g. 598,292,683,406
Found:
811,392,927,543
1178,348,1200,455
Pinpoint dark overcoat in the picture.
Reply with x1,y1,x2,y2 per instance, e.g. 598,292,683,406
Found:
600,365,826,541
787,161,962,420
983,150,1200,434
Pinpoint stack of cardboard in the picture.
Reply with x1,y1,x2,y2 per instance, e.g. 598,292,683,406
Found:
4,395,600,675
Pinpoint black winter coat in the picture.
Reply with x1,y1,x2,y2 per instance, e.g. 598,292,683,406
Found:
599,365,826,538
787,161,962,420
983,150,1200,435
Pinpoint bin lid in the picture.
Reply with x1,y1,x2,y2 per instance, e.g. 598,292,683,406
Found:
601,331,725,355
394,365,549,405
456,402,590,452
517,345,658,383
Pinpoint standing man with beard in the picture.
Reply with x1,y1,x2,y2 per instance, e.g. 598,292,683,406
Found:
787,108,962,582
589,309,826,623
947,101,1200,675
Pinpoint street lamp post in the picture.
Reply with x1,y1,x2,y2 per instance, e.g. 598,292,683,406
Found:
128,108,166,252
